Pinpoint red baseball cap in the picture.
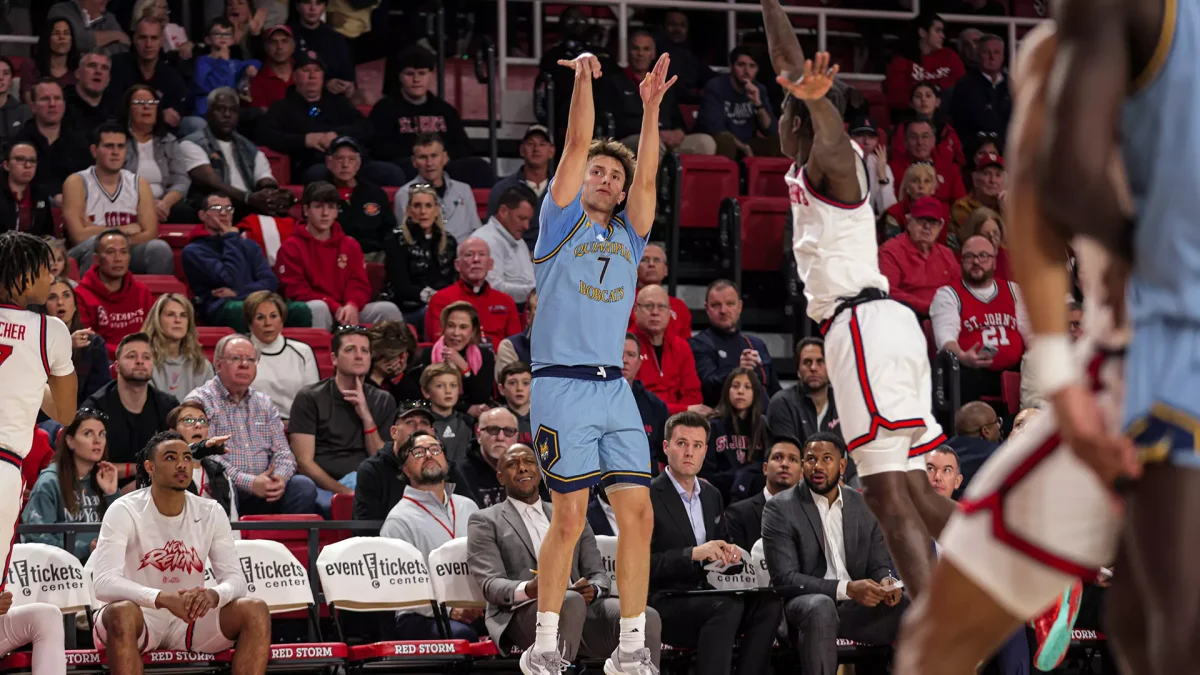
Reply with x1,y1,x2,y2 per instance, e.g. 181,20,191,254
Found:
909,196,945,222
974,150,1005,170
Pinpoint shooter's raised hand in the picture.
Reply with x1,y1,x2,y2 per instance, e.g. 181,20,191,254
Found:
558,52,603,80
777,51,839,101
639,53,678,106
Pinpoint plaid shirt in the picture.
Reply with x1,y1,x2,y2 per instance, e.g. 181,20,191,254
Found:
188,376,297,492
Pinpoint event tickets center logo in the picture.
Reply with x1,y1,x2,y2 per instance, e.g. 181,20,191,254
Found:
7,559,86,597
240,557,307,593
322,553,429,589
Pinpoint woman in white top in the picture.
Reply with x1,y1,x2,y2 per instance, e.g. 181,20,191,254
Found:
142,293,216,399
245,290,319,420
119,84,194,223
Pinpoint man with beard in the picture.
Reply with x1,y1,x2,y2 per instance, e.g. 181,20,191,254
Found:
760,432,905,675
468,444,662,666
457,407,525,508
82,333,179,482
91,431,271,675
766,338,854,484
930,234,1031,404
381,431,482,640
724,437,803,551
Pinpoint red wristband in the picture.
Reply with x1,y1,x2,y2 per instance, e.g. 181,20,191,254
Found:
363,426,378,436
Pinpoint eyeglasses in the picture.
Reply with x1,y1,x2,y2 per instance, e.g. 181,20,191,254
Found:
206,205,234,214
481,426,519,438
637,302,670,312
969,418,1002,436
222,355,258,365
961,252,994,263
8,156,36,166
78,407,109,423
132,99,160,106
180,417,209,427
409,445,444,460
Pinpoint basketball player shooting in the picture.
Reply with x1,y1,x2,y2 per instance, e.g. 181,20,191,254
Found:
762,0,955,601
520,52,674,675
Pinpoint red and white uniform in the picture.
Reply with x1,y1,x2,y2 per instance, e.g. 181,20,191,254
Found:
940,238,1126,619
77,168,141,229
91,489,247,653
787,148,945,476
0,307,73,460
930,278,1030,371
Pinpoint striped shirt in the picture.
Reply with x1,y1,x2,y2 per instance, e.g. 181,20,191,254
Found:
187,376,297,492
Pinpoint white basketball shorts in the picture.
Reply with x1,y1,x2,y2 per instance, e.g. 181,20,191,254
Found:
93,604,234,654
823,299,945,477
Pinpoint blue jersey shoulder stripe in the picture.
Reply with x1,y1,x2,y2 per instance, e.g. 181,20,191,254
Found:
533,212,588,264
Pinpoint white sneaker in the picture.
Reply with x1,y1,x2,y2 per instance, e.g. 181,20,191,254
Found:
604,647,658,675
520,648,570,675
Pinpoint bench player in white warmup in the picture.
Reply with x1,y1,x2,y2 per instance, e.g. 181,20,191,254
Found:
0,230,79,674
762,0,955,600
91,431,271,675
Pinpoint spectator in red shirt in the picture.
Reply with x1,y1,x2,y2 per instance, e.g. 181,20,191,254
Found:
74,230,155,359
889,83,964,170
889,118,966,208
425,237,521,349
627,242,692,340
247,25,294,110
632,284,706,415
274,181,403,330
878,196,958,316
884,11,965,114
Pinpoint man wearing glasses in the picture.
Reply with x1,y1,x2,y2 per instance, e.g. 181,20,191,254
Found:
0,141,55,236
381,431,482,640
457,407,529,509
630,284,706,416
877,195,959,317
929,233,1030,405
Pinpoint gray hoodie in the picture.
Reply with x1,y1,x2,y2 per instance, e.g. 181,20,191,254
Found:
152,355,216,401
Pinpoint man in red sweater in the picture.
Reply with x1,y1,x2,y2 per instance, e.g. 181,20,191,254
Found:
275,181,403,330
425,237,521,348
631,284,706,415
878,196,959,317
888,119,967,207
74,230,155,359
626,242,692,340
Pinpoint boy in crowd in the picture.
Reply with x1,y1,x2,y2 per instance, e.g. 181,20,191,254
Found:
498,362,532,445
420,363,475,464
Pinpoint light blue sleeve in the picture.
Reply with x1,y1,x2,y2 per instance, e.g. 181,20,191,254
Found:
533,179,585,262
619,208,650,263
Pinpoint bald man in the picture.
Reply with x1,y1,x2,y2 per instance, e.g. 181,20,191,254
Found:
631,285,707,415
946,401,1002,491
425,236,523,347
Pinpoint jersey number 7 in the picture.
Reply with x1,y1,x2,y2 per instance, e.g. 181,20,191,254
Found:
598,256,612,284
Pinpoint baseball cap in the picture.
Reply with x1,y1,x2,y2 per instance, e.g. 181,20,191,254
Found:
327,136,363,156
974,150,1005,171
848,118,879,137
294,49,326,71
909,196,945,222
396,400,435,425
523,124,551,143
264,24,292,38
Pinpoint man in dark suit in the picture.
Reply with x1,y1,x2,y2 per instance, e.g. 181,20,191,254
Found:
586,488,617,537
725,437,804,551
467,444,662,666
649,412,783,675
761,432,907,675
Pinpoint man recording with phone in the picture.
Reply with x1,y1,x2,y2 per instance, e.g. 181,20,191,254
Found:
929,234,1031,405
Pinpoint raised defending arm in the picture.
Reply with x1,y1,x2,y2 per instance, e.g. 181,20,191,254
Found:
761,0,806,80
549,54,602,208
776,53,862,204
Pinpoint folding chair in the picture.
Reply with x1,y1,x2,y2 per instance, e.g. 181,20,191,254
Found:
593,535,619,598
211,540,346,673
427,538,499,657
316,537,474,671
749,539,770,588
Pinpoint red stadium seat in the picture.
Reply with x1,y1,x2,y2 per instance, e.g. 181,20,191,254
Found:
679,155,739,229
329,493,354,542
736,197,788,272
136,274,188,299
1001,370,1022,415
197,327,234,362
282,328,333,378
66,257,79,281
240,514,338,571
472,188,489,221
283,185,304,202
158,224,193,249
367,262,386,299
743,157,793,197
261,147,290,185
678,104,699,133
383,185,399,208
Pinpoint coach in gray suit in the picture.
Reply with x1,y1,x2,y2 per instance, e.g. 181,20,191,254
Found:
760,432,907,675
466,444,663,664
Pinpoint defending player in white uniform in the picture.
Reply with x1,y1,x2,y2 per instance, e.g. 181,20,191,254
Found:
0,231,78,675
91,431,271,675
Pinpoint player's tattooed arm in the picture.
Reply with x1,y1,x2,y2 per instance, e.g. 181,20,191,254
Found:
761,0,805,81
549,53,601,208
1037,0,1131,252
778,53,862,204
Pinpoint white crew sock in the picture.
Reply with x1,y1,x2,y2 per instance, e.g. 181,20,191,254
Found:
618,613,646,653
534,611,560,653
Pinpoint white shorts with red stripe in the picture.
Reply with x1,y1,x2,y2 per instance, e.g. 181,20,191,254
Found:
0,460,24,596
824,299,945,476
93,604,233,654
939,350,1124,619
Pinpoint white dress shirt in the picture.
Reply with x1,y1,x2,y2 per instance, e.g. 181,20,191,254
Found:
513,499,552,602
809,487,851,601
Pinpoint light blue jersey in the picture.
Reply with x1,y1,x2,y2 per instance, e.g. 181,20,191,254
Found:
530,182,649,370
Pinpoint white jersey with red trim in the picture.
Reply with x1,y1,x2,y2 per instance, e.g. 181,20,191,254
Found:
786,143,889,322
0,307,72,457
78,168,141,229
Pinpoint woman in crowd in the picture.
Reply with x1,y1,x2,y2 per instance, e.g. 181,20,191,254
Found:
963,207,1010,280
22,409,118,561
119,84,195,224
131,0,193,58
245,290,320,420
889,82,964,170
20,18,79,101
143,293,215,399
409,301,494,417
0,57,31,146
168,401,237,523
702,368,769,504
225,0,267,57
45,277,111,402
881,163,939,242
385,185,458,331
366,320,422,403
